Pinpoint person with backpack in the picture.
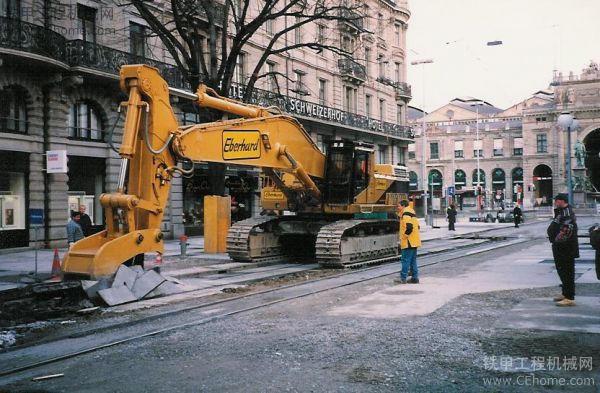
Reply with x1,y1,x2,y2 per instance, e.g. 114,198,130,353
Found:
546,193,579,306
588,224,600,280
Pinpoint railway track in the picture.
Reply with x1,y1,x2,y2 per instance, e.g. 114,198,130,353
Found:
0,234,539,382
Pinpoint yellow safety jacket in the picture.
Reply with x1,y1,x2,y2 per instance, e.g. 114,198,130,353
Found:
399,206,421,249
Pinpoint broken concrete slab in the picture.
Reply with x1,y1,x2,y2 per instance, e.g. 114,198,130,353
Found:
112,265,138,288
131,270,166,299
81,279,111,299
98,285,138,306
145,280,185,298
130,265,145,278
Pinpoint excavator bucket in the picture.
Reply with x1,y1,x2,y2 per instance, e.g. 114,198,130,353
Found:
61,229,164,279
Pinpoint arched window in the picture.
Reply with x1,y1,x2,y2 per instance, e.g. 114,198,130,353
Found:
512,167,523,202
472,169,485,187
492,168,506,191
409,171,418,191
454,169,466,190
0,86,27,133
428,169,443,192
68,101,103,141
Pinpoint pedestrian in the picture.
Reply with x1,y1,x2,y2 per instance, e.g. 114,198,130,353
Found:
395,199,421,284
547,193,579,306
67,210,84,249
588,224,600,280
446,203,457,231
78,204,92,236
513,204,522,228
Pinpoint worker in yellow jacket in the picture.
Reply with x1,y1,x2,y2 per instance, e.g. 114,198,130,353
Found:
396,199,422,284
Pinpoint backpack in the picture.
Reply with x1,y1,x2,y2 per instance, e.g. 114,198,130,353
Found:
589,224,600,250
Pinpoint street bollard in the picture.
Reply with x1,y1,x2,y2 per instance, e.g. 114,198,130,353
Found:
179,235,189,257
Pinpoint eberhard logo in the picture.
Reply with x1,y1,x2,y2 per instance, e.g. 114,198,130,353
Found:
222,130,261,160
262,191,285,200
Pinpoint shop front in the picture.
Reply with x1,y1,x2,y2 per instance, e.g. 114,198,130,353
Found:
0,151,28,249
182,167,258,236
67,156,106,234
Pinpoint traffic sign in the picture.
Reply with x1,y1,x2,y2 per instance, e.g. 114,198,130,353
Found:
447,186,455,196
29,209,44,226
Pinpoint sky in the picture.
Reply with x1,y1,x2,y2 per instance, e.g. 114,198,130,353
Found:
406,0,600,112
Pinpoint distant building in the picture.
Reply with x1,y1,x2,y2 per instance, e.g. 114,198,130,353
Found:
408,61,600,212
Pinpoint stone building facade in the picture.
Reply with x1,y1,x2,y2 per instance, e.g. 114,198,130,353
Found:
407,61,600,213
0,0,413,249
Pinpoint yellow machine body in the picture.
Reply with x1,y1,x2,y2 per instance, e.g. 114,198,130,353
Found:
62,65,408,278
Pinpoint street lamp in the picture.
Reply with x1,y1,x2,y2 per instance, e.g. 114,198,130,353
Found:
471,100,485,215
557,112,580,205
410,58,434,225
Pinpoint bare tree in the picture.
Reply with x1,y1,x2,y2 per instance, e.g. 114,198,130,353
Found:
124,0,363,194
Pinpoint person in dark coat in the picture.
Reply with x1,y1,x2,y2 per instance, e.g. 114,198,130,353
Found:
78,205,93,237
446,204,457,231
513,204,522,228
547,193,579,306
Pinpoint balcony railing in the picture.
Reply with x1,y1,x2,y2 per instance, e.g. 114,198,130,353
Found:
338,8,364,32
393,82,412,99
0,16,66,62
338,58,366,84
228,83,413,140
66,40,189,89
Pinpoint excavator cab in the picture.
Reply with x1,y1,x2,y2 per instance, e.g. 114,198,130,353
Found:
324,140,372,205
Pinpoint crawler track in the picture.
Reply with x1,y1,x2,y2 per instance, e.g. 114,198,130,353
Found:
227,217,399,268
0,236,534,381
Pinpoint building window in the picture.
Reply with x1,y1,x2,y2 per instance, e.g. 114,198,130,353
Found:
396,104,403,124
378,145,388,164
536,134,547,153
397,145,406,165
318,79,327,105
1,0,20,18
409,171,418,190
377,12,383,35
408,143,415,160
513,137,523,156
234,52,246,84
473,139,483,157
294,71,308,95
394,62,401,83
365,94,372,118
317,24,326,45
130,22,146,57
430,142,439,160
267,62,277,92
454,169,466,190
78,4,96,43
364,48,371,78
378,54,385,79
0,86,27,133
68,101,103,141
294,16,302,44
265,15,273,34
472,169,485,187
317,134,330,154
379,99,385,121
493,138,503,156
454,140,463,158
394,24,401,46
344,86,357,113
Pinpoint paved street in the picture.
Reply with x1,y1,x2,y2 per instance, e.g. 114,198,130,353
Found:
1,217,598,392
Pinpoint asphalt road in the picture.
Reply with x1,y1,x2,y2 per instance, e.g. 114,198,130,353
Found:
1,219,599,392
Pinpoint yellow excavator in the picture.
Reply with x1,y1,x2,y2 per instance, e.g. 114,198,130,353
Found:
62,65,410,279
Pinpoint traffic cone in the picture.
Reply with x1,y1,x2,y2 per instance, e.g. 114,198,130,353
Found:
49,248,62,282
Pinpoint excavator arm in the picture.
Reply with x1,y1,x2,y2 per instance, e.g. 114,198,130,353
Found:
62,64,325,278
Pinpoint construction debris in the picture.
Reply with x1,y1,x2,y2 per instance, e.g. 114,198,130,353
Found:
32,373,64,381
93,265,187,307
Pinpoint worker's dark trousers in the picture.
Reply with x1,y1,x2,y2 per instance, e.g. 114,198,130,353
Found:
553,250,575,300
